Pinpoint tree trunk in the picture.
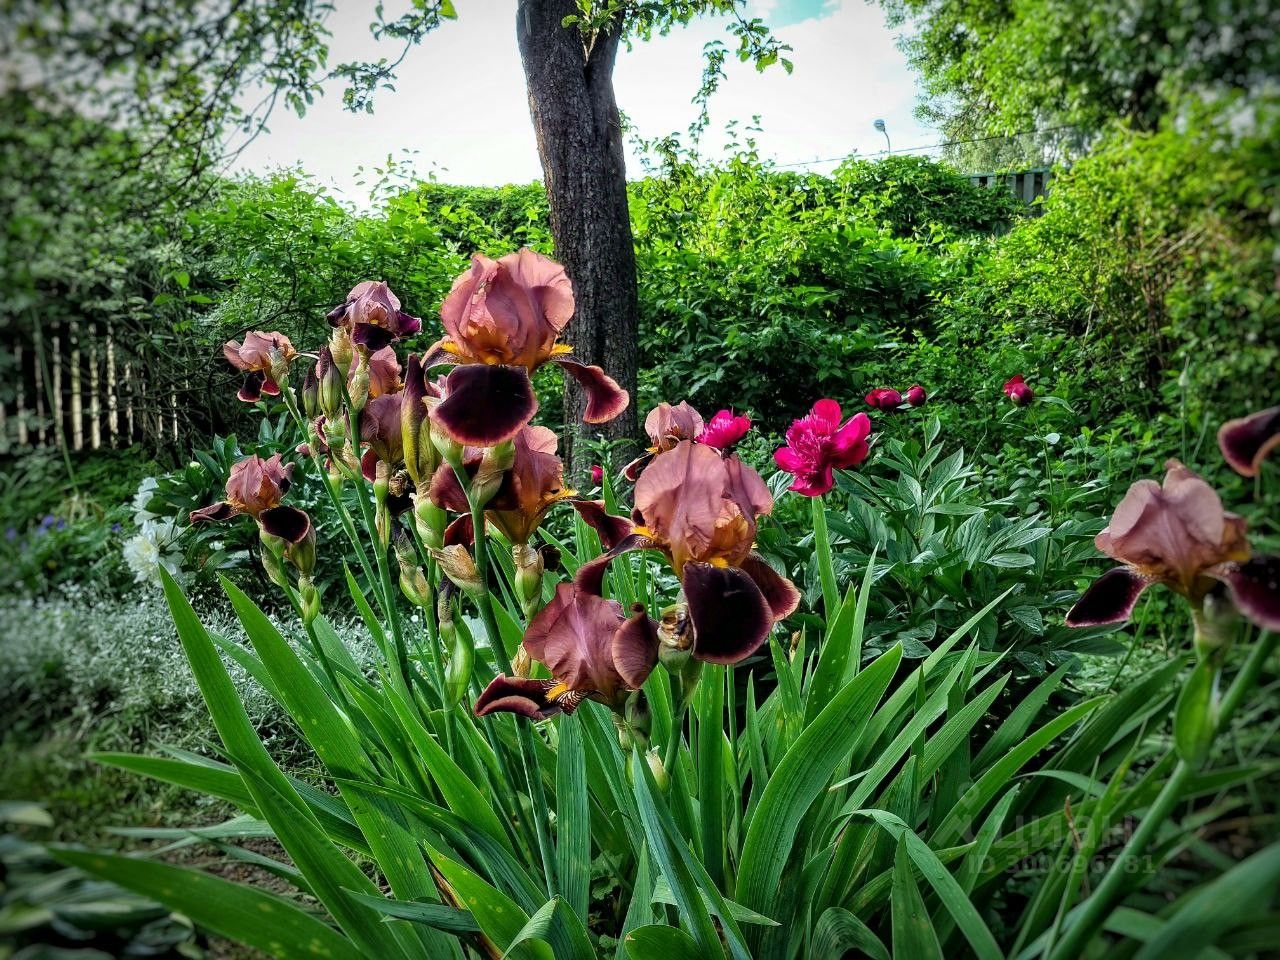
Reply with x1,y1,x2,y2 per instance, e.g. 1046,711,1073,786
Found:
516,0,639,480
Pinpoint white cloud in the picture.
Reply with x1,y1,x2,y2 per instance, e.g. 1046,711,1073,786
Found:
230,0,933,202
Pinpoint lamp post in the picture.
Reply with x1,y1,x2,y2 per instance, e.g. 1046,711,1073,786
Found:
873,118,891,153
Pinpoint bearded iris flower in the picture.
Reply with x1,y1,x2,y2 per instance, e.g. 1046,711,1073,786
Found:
577,441,800,663
474,582,659,719
774,399,872,497
327,281,422,352
357,346,402,399
223,332,298,403
360,393,405,482
1218,405,1280,478
189,454,312,549
428,249,629,447
623,401,707,480
1065,460,1279,632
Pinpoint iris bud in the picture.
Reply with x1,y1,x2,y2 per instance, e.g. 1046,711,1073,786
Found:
329,327,354,377
300,364,319,419
317,347,343,418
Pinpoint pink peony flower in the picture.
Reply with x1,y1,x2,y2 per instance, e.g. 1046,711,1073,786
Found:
1003,375,1034,405
864,388,903,410
774,400,872,497
590,464,604,486
697,409,752,450
905,384,927,407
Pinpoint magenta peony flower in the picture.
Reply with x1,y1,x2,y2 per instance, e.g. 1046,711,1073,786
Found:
905,384,927,407
864,388,903,410
697,409,752,449
774,400,872,497
590,464,604,486
1003,375,1034,405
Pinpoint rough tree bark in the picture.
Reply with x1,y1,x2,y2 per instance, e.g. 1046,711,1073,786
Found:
516,0,639,480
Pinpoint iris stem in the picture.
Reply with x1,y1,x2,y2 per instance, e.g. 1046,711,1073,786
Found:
453,459,558,895
1046,629,1277,960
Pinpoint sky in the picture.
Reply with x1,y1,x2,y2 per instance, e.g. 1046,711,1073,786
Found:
231,0,934,203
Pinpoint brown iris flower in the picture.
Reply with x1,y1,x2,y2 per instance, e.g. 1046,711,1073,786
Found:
189,453,311,546
623,401,706,480
578,440,800,664
428,424,602,547
223,332,298,403
1066,460,1279,632
1218,405,1280,478
326,281,421,352
474,582,659,720
360,393,405,481
428,249,629,447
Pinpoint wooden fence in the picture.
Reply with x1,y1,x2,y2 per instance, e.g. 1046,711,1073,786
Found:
2,322,188,454
968,168,1053,207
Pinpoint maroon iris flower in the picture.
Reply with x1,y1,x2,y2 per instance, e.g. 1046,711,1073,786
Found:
577,441,800,664
326,281,421,352
1218,405,1280,478
360,393,405,481
357,346,402,399
474,582,659,720
429,249,629,447
905,384,927,407
774,399,872,497
223,332,297,403
189,454,311,545
698,409,752,449
864,388,902,410
1065,460,1279,632
1003,375,1034,405
428,424,607,547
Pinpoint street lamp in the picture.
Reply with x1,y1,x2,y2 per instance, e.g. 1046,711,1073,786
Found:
873,118,891,153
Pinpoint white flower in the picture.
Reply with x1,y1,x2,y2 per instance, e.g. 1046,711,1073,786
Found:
122,518,184,585
132,477,161,526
